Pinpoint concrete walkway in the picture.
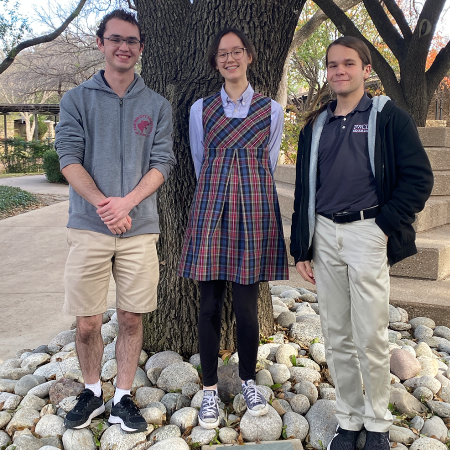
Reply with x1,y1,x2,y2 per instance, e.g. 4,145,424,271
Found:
0,176,115,362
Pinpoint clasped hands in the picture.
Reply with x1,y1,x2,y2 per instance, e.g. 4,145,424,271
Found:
96,197,134,235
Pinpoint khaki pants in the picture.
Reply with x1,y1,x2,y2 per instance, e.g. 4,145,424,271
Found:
64,229,159,316
313,214,393,432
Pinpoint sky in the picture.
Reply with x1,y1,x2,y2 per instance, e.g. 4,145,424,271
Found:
10,0,450,39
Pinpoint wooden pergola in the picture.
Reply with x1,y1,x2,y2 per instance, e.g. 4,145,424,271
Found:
0,103,60,141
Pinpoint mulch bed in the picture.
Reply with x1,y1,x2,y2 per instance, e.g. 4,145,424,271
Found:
0,193,69,220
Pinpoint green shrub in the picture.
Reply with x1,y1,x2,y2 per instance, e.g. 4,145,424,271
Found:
43,149,67,184
0,138,53,173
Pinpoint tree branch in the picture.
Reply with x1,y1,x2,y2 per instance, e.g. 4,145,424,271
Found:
426,40,450,101
0,0,87,75
383,0,412,43
313,0,406,107
362,0,406,62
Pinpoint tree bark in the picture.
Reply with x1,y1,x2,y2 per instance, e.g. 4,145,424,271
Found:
136,0,304,357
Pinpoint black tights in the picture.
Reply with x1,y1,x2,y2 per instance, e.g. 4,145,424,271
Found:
198,280,260,387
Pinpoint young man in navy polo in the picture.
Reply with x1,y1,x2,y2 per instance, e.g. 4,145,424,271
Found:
290,36,433,450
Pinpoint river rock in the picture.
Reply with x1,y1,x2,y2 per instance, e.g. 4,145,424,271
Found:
135,387,165,408
181,382,200,398
410,415,425,432
161,393,190,415
7,434,41,450
49,378,84,405
390,322,412,331
434,326,450,341
170,407,198,432
145,351,183,373
290,315,324,346
217,365,242,402
62,428,96,450
417,357,439,377
440,386,450,403
289,366,321,384
0,430,10,448
389,387,427,415
268,364,290,385
100,359,117,381
389,305,402,323
240,405,282,442
99,424,149,450
309,343,327,365
20,353,51,370
100,322,119,344
413,386,434,402
427,400,450,418
294,380,319,404
390,349,421,380
277,311,296,328
283,411,309,441
27,380,56,398
157,362,199,392
48,330,76,348
271,285,293,296
415,342,433,358
101,343,116,366
275,344,297,367
389,424,417,445
148,424,181,444
404,376,441,394
35,414,65,437
0,392,22,410
256,369,274,387
289,394,310,415
414,325,434,341
0,380,17,393
151,437,189,449
410,437,447,450
6,407,40,435
20,393,47,411
141,407,165,426
219,427,239,444
0,411,12,429
14,374,47,396
305,400,338,450
421,416,448,441
190,426,216,445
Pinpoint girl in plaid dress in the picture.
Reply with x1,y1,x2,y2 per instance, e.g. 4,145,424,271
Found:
178,28,288,429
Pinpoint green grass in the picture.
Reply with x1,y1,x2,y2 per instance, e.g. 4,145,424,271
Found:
0,185,39,212
0,172,42,178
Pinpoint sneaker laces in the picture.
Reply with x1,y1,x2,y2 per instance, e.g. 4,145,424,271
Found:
201,394,218,417
242,382,265,407
120,395,141,417
72,390,95,413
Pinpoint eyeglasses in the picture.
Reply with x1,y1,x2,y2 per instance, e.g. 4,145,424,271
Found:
104,36,142,48
215,48,247,63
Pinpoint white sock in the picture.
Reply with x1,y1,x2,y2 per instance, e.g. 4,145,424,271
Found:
114,387,131,405
85,380,102,397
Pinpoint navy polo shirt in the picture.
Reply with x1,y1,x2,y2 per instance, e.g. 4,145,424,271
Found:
315,93,378,215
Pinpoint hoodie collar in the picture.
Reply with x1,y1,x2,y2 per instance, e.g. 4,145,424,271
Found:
85,70,144,98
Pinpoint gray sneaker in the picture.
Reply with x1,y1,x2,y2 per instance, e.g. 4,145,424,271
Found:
242,380,269,416
198,390,220,429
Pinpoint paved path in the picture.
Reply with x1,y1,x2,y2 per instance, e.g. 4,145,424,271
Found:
0,174,70,195
0,176,114,362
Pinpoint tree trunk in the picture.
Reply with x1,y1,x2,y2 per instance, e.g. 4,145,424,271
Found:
136,0,304,358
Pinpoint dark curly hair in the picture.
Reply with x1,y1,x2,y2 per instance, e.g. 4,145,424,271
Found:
96,9,144,46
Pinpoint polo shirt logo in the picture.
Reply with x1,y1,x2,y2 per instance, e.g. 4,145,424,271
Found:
353,124,368,133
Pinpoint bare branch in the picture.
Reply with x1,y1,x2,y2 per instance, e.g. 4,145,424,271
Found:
362,0,406,62
426,40,450,101
0,0,87,75
313,0,406,107
126,0,136,10
383,0,413,43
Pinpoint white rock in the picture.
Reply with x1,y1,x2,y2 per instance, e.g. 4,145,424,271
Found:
309,343,327,365
145,351,183,373
101,359,117,381
275,344,297,367
157,363,200,392
240,405,282,442
283,411,309,441
170,407,198,432
190,426,216,445
100,424,150,450
268,364,290,385
35,414,65,437
151,437,189,450
62,428,96,450
218,427,239,444
289,394,310,415
410,437,447,450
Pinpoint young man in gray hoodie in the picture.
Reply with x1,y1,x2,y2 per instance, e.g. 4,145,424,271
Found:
55,9,175,433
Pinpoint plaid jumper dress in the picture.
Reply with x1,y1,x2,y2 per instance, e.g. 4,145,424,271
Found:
178,92,288,284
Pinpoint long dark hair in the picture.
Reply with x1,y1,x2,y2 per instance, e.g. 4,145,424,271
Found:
305,36,372,126
206,28,257,70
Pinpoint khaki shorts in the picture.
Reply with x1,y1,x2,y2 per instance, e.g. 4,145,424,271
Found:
64,228,159,316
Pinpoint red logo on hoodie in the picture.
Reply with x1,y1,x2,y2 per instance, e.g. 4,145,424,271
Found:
133,115,153,136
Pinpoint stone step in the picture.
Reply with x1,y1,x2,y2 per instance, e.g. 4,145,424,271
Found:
389,224,450,280
203,440,304,449
419,127,450,148
432,170,450,196
282,218,450,281
276,181,450,232
426,147,450,171
274,164,295,185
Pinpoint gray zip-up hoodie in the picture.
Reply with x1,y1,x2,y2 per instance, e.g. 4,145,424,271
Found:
55,71,175,237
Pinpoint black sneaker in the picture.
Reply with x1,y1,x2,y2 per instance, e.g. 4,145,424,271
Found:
327,426,360,450
242,380,269,417
64,389,105,429
198,390,220,429
109,395,147,432
362,431,390,450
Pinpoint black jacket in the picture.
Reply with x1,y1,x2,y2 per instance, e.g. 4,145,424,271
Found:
290,100,434,266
